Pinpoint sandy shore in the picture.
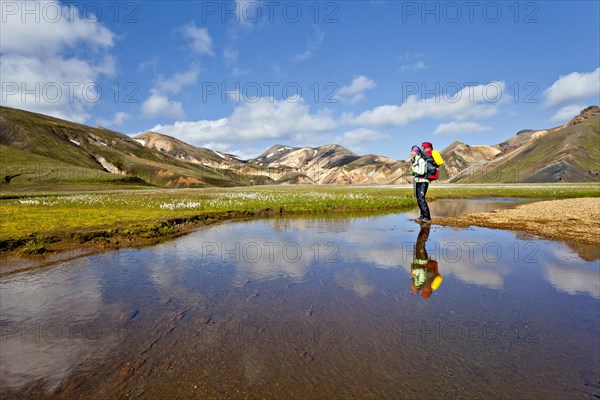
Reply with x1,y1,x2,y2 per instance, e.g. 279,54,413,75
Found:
435,197,600,246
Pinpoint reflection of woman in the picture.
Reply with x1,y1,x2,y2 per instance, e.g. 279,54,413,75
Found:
410,225,443,298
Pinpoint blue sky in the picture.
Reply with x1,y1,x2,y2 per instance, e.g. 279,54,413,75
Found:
1,0,599,159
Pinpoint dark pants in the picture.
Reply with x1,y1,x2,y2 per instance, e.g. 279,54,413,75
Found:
415,225,431,260
415,182,430,220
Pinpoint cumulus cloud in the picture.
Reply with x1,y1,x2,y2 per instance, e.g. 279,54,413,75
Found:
335,128,389,146
0,0,116,123
337,76,377,103
180,22,214,56
544,68,600,106
550,104,586,122
433,121,492,135
141,94,185,119
140,66,199,119
97,111,131,126
0,0,114,55
345,82,504,127
154,67,200,95
145,96,336,147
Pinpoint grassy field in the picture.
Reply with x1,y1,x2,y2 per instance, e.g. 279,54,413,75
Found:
1,183,599,254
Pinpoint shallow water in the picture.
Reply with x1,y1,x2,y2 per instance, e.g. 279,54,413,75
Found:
1,200,599,399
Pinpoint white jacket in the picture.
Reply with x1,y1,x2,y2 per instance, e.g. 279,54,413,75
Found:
411,154,430,183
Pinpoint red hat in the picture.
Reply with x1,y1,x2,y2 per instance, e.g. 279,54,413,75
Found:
422,142,433,150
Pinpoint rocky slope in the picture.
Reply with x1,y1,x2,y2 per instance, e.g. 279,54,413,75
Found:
0,107,251,188
448,106,600,183
1,105,598,187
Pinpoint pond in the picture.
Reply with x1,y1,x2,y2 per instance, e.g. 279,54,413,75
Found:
1,200,599,399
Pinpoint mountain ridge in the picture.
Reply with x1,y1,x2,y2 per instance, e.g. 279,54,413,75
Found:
1,105,598,188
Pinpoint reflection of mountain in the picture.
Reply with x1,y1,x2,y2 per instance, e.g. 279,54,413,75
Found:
560,241,600,262
512,232,600,261
543,262,600,299
424,198,530,218
0,264,116,389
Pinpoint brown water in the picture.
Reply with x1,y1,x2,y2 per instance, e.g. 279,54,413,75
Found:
1,200,599,399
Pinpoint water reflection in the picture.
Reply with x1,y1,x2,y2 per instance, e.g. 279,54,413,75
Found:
407,197,533,218
0,264,119,390
409,225,443,299
1,203,599,399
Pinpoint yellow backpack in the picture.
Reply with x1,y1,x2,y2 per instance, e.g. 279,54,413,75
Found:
432,149,444,166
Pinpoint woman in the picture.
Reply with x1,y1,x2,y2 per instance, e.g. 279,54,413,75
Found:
410,145,431,223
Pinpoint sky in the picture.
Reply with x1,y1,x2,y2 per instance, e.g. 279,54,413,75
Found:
1,0,599,160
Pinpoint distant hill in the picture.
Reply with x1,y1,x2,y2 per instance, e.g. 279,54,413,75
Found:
0,107,258,188
247,144,405,184
446,106,600,183
1,105,598,188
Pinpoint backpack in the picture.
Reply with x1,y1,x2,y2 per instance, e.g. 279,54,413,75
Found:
422,142,445,180
421,153,439,180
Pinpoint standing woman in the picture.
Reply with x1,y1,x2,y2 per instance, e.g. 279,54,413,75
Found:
410,145,431,223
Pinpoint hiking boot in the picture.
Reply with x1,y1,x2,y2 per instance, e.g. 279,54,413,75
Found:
420,218,432,223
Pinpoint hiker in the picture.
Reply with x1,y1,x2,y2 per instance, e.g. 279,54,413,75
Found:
410,145,431,223
410,224,443,298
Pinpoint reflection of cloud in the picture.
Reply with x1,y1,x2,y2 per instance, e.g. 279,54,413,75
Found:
229,237,313,285
543,262,600,299
0,263,115,389
334,269,375,297
173,222,314,286
265,215,511,290
441,261,507,289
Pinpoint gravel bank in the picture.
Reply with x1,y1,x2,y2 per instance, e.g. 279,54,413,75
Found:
435,197,600,246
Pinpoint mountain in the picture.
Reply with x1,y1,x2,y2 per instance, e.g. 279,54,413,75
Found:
134,131,241,169
445,106,600,183
0,106,254,188
248,144,406,184
1,105,598,189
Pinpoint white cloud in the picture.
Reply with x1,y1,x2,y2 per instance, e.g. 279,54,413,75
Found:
550,104,586,122
0,0,114,56
398,52,426,73
141,94,185,119
335,128,389,146
0,0,116,123
433,121,492,135
290,25,325,62
180,23,214,56
140,66,199,119
346,82,504,127
97,111,131,126
154,67,200,95
145,96,336,147
337,76,377,103
544,68,600,106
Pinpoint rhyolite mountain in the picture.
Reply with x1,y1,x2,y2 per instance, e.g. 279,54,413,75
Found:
442,105,600,183
0,105,598,188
